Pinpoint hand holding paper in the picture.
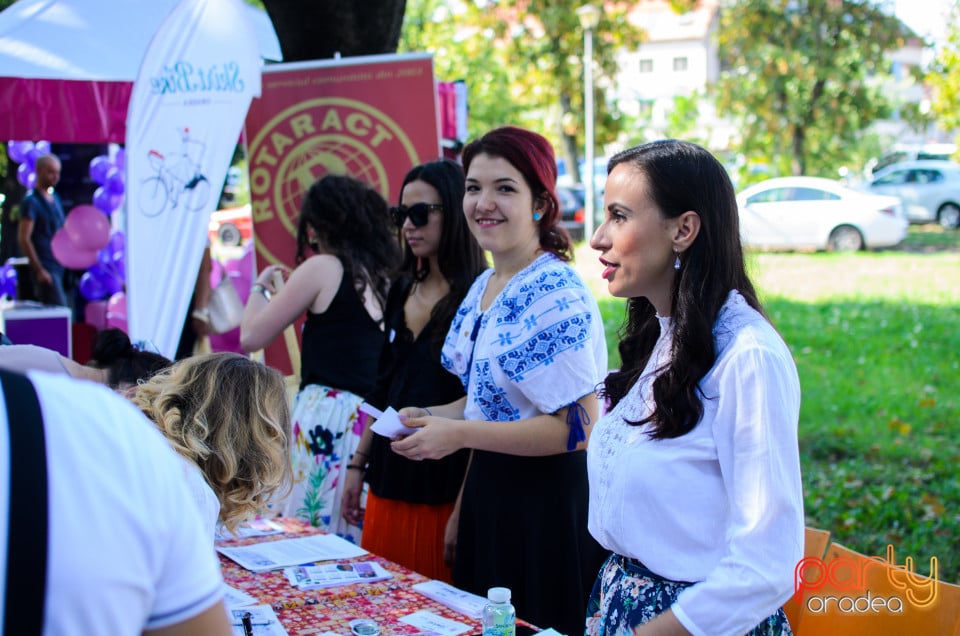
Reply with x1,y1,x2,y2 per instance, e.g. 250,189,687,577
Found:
360,403,419,439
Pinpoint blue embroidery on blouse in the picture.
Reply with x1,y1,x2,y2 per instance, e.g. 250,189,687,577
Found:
497,312,593,381
472,359,521,421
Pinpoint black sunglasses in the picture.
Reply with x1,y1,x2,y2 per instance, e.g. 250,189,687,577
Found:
390,203,443,228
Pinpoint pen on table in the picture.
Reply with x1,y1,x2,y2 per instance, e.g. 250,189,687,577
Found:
241,611,254,636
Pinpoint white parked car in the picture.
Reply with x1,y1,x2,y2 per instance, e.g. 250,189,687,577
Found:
861,160,960,228
736,177,908,252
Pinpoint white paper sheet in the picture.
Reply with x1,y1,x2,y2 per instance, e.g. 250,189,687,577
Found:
283,561,393,589
412,580,487,619
369,406,418,439
217,533,367,572
223,583,259,608
399,610,472,636
229,605,288,636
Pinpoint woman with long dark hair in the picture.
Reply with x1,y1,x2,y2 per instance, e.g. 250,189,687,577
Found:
586,140,803,635
241,174,400,541
342,158,486,582
391,128,608,634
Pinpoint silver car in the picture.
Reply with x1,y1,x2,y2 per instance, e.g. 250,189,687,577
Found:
864,160,960,228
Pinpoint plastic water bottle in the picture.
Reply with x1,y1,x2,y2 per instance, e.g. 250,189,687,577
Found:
481,587,516,636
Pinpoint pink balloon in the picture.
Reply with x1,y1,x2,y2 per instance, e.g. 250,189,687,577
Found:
51,229,99,269
84,300,109,330
64,204,111,251
105,292,128,333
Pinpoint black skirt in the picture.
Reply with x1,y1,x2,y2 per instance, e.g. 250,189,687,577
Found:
453,449,607,636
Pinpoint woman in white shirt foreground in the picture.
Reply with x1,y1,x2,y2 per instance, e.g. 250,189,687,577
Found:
586,140,803,636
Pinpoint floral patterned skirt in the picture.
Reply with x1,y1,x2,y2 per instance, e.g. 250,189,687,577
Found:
278,384,369,543
585,554,793,636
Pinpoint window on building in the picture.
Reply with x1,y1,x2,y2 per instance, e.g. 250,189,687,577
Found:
673,56,688,72
639,58,653,73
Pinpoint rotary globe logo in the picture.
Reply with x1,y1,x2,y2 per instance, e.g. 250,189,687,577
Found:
247,97,420,264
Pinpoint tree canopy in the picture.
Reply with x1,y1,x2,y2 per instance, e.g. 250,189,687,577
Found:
715,0,908,178
398,0,642,183
927,2,960,148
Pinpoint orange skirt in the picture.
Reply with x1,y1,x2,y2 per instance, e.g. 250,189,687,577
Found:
361,491,455,583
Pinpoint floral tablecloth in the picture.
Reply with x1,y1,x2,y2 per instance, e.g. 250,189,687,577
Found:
218,519,490,635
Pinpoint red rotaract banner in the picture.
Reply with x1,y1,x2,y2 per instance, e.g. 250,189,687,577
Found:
244,53,441,376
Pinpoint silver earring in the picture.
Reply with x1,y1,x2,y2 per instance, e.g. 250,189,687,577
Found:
674,252,681,270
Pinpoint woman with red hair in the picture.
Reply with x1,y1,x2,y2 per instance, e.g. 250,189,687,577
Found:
392,126,608,635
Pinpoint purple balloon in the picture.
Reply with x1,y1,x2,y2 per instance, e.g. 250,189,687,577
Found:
93,186,123,214
33,140,51,155
88,263,124,296
107,230,125,253
0,264,16,299
114,147,126,171
89,155,112,185
25,147,42,169
7,140,33,164
105,166,125,195
16,163,34,188
79,270,109,301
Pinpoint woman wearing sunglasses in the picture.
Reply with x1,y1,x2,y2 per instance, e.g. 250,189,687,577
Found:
341,159,486,582
391,128,609,635
240,174,400,541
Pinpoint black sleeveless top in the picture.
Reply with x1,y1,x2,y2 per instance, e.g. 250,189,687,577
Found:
298,270,384,396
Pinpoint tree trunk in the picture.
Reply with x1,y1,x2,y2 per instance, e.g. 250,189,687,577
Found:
791,126,806,176
262,0,407,62
558,93,582,185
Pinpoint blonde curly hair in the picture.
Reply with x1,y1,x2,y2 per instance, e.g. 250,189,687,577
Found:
132,352,292,532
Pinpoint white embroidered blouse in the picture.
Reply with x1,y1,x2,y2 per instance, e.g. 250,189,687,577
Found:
587,290,804,636
441,253,607,422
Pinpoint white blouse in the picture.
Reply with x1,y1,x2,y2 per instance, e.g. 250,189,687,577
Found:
441,253,607,422
587,291,804,636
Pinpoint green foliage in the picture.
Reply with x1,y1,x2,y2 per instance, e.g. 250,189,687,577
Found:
398,0,643,174
582,227,960,583
928,1,960,142
715,0,907,178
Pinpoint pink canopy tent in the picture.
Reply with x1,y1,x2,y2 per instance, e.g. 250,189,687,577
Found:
0,0,281,144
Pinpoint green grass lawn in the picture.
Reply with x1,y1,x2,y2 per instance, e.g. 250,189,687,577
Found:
577,226,960,583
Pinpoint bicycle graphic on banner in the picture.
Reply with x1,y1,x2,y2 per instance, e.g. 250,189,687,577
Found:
138,128,211,218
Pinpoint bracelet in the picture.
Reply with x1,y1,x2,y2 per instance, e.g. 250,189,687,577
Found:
251,283,272,301
352,450,370,459
191,307,210,323
423,407,433,416
346,465,366,473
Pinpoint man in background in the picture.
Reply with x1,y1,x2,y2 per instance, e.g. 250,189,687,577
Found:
17,153,67,307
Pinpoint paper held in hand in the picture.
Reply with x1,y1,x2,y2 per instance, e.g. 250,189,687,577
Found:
360,402,418,438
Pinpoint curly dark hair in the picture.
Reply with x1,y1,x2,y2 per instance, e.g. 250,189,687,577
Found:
600,140,764,439
396,158,487,356
89,328,172,389
461,126,573,261
296,174,401,309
